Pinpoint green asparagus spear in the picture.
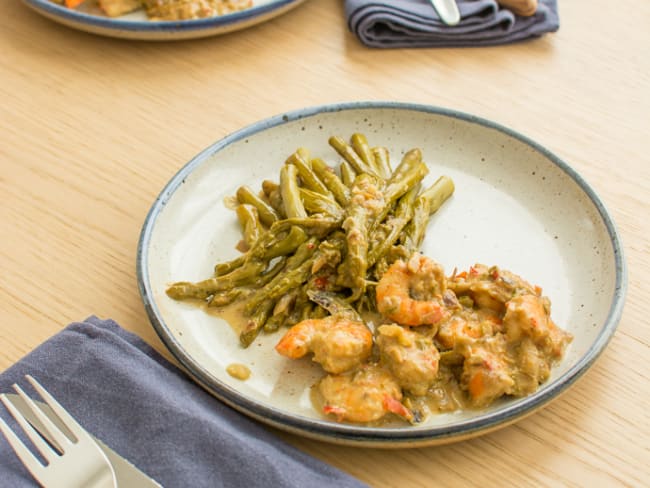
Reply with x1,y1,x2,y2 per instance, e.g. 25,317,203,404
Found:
235,204,262,250
300,302,314,321
339,160,356,187
375,160,428,227
299,187,344,220
367,185,419,267
329,136,378,176
213,225,306,276
263,312,286,333
244,238,319,314
261,180,286,218
384,159,428,205
240,300,274,347
402,175,455,251
273,289,298,316
371,146,392,179
423,175,455,214
167,258,266,300
245,257,315,316
270,216,342,238
337,174,381,301
390,148,422,182
262,225,308,260
250,256,287,287
262,179,279,197
286,151,331,196
207,288,246,307
214,255,246,277
310,158,351,206
285,289,310,327
350,133,376,171
236,185,279,227
280,163,307,219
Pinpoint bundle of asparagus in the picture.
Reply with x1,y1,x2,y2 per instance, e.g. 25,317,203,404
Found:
167,133,455,347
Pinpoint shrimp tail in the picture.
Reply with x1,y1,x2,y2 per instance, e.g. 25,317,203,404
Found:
275,326,311,359
383,395,414,422
323,404,347,422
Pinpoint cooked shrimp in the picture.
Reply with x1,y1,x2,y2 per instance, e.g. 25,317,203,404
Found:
503,294,572,359
376,324,440,396
319,364,413,423
510,337,551,396
376,254,448,326
437,316,485,349
460,335,515,407
449,264,541,313
436,309,502,349
275,315,373,374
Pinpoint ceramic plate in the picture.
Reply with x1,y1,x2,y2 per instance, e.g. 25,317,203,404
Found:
22,0,306,41
137,102,626,447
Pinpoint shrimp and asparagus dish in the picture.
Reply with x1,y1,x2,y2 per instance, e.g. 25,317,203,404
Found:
52,0,252,21
166,133,573,425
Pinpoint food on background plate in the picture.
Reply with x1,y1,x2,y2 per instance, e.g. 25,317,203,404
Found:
143,0,253,21
497,0,538,17
53,0,253,20
101,0,141,17
166,133,572,425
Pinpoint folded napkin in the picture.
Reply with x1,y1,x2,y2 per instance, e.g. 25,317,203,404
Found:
346,0,559,48
0,317,368,488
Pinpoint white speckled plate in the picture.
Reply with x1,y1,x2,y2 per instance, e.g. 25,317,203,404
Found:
21,0,306,41
137,102,626,447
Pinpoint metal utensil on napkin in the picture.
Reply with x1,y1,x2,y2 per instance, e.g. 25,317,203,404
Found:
429,0,461,25
0,376,117,488
6,393,162,488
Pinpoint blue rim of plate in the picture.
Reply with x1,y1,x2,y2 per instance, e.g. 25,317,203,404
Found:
137,101,627,446
22,0,303,33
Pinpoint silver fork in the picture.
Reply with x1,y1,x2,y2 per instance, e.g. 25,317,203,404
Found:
0,375,117,488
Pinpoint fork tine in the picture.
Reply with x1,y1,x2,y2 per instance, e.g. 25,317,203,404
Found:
0,415,45,478
26,375,86,441
1,393,59,465
0,394,54,472
13,383,71,452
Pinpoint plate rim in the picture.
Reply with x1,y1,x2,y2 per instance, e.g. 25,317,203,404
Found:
136,101,627,446
22,0,304,33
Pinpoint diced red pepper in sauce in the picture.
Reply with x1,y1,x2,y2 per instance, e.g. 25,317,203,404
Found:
314,277,329,289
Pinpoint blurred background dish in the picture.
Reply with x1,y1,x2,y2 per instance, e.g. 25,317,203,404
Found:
21,0,307,40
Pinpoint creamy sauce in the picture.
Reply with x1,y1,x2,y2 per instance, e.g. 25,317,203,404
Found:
226,363,251,380
206,301,248,335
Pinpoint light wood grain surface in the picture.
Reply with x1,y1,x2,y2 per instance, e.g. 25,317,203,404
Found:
1,1,648,486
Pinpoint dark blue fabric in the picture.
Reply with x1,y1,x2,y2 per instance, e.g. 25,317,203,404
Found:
346,0,559,47
0,317,368,488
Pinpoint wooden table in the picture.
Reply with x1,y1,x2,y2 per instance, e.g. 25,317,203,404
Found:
1,1,648,486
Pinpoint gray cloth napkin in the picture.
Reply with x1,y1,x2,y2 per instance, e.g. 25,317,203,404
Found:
0,317,368,488
346,0,559,48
